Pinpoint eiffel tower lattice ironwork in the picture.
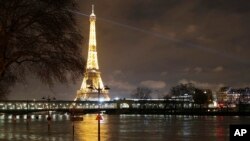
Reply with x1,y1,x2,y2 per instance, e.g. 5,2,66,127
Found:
76,5,110,101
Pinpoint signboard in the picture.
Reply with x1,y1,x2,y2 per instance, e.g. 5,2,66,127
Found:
96,114,103,120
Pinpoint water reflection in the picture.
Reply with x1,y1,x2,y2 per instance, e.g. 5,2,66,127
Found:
74,114,109,141
0,114,249,141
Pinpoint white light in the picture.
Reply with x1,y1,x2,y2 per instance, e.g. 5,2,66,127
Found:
213,101,218,107
99,98,104,102
114,97,119,100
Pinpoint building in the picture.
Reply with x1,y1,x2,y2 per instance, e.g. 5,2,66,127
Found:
75,5,110,101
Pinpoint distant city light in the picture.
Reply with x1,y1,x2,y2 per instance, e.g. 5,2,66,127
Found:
99,98,104,102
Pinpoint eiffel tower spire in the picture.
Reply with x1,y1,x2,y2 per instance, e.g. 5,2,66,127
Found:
76,5,110,101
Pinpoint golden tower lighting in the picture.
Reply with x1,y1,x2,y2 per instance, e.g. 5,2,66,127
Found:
76,5,110,101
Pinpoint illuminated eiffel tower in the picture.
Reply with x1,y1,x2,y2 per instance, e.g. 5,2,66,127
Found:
76,5,110,101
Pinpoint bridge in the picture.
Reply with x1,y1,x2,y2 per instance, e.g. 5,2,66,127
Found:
1,99,243,116
0,99,192,114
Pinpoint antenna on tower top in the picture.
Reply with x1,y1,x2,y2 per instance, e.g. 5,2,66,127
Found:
92,4,94,14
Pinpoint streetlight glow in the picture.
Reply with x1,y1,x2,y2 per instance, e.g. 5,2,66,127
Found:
87,84,110,141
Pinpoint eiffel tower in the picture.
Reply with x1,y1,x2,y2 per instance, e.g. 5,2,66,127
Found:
76,5,110,101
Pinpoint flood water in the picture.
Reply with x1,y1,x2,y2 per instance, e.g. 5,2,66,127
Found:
0,114,249,141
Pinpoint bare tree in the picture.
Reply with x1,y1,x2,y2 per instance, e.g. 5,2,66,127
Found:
0,0,85,99
131,87,152,99
169,83,213,108
170,83,195,96
193,88,209,108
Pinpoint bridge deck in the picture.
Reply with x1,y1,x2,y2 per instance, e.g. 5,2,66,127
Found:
1,99,235,115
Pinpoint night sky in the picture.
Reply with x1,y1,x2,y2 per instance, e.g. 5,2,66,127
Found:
10,0,250,100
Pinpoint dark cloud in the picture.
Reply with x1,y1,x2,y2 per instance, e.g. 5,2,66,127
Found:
10,0,250,99
194,0,250,14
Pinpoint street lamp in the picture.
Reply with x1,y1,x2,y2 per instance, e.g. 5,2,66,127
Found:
26,100,31,129
88,85,110,141
42,96,56,131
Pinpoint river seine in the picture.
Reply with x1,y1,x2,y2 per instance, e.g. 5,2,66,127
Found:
0,114,249,141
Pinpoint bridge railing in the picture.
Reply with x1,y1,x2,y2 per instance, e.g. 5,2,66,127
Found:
0,100,118,112
0,99,225,113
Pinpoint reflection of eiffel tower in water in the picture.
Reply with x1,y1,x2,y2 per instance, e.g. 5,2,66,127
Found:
76,5,110,101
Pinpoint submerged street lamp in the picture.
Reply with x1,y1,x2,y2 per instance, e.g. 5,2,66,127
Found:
26,100,31,129
88,85,110,141
42,96,56,131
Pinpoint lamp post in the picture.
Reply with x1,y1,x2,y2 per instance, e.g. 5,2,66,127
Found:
42,96,56,131
88,85,109,141
26,100,31,129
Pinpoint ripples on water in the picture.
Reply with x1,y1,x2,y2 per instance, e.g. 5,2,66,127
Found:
0,114,249,141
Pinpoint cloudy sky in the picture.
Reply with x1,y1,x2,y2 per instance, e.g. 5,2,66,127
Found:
10,0,250,100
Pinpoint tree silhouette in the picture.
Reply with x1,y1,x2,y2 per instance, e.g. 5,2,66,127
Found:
0,0,84,99
170,83,195,96
168,83,213,108
193,88,208,107
131,87,152,99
